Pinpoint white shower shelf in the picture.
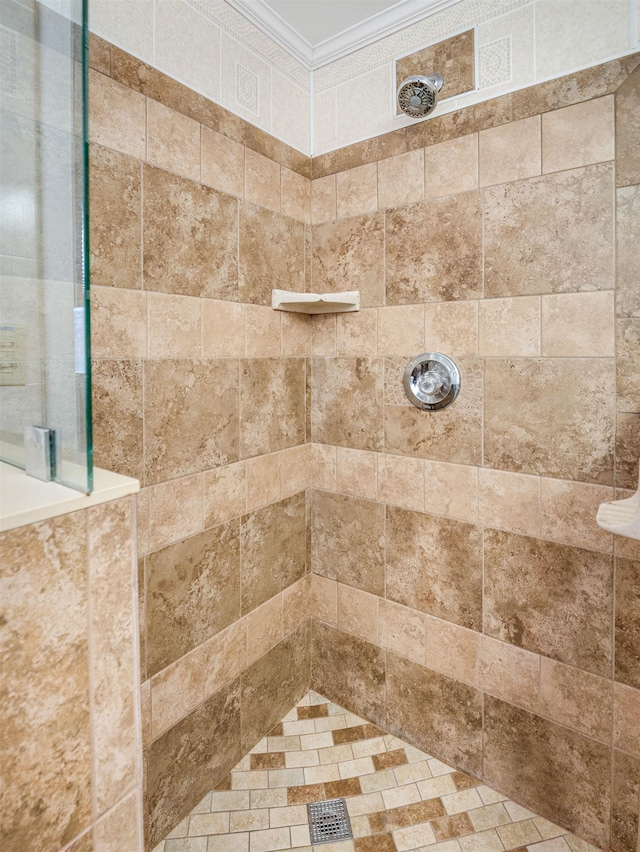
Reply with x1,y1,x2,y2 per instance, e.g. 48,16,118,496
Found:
596,468,640,540
272,289,360,314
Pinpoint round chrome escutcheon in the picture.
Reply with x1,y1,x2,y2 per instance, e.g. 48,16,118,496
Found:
403,352,460,411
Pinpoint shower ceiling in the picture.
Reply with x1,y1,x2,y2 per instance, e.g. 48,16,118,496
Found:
226,0,465,67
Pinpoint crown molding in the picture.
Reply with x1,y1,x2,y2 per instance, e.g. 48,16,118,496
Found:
226,0,465,70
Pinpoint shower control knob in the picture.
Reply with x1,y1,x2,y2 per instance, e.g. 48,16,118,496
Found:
404,353,460,411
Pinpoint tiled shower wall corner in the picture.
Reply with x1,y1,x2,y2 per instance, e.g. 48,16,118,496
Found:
306,59,640,852
1,497,143,851
88,37,313,849
87,32,640,852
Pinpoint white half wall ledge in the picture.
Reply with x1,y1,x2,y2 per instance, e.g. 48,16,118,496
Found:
272,288,360,314
0,461,139,532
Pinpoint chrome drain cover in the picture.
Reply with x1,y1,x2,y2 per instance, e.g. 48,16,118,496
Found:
307,798,353,845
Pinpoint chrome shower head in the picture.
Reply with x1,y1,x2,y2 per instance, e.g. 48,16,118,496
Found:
397,73,444,118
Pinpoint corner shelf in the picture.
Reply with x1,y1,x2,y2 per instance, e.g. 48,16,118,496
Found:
272,289,360,315
596,468,640,540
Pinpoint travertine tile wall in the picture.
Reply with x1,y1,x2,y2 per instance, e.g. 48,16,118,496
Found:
0,498,143,852
88,37,313,849
307,60,640,852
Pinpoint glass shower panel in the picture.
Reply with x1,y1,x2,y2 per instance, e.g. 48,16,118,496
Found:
0,0,92,492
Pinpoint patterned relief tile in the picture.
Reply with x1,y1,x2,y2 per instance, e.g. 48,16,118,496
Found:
143,165,239,300
484,164,614,298
146,521,241,677
484,529,613,677
385,192,483,305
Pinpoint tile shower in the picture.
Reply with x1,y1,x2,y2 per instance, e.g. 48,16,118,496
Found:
2,11,640,852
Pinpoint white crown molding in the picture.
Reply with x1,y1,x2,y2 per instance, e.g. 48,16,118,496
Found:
226,0,465,70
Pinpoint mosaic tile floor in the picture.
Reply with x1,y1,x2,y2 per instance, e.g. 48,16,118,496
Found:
153,692,599,852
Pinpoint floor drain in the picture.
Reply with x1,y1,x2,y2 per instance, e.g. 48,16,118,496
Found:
307,798,353,845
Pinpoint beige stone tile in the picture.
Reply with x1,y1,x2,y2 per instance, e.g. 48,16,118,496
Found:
387,506,482,629
281,313,311,356
143,165,239,301
424,301,478,356
93,791,140,852
484,358,614,484
335,447,378,500
423,461,478,523
146,520,241,677
91,286,147,358
92,359,144,481
310,574,337,625
484,164,614,298
617,319,640,413
88,500,137,813
89,69,146,159
478,468,541,537
240,359,305,458
136,488,150,556
240,493,306,614
479,116,541,187
245,305,281,358
145,359,239,483
146,468,202,551
311,175,337,224
239,202,304,306
478,296,541,357
425,616,479,687
541,291,614,357
378,453,424,512
191,811,231,834
246,452,283,511
202,300,245,358
201,126,245,198
201,618,247,698
312,443,337,491
140,678,152,747
542,96,614,174
147,292,201,358
203,462,246,528
151,645,206,739
539,657,612,742
540,478,613,553
479,635,540,713
146,98,200,181
336,309,377,357
281,168,311,223
496,819,543,849
386,192,482,305
282,443,313,496
615,553,640,687
313,214,385,308
311,315,337,355
336,163,378,219
282,577,310,636
424,134,478,199
484,529,613,677
246,594,283,664
90,143,142,290
616,64,640,188
378,599,425,665
613,682,640,756
337,583,378,644
378,150,425,209
245,148,280,213
377,305,424,356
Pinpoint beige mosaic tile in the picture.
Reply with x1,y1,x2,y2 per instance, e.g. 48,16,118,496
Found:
152,692,602,852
